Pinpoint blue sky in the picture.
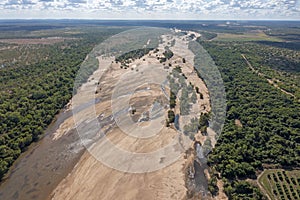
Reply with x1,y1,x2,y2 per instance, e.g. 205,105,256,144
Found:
0,0,299,20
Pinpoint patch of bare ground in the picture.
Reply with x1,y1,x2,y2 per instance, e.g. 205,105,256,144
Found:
235,119,243,128
215,179,228,200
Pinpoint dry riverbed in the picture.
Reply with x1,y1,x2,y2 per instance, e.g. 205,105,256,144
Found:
50,31,222,200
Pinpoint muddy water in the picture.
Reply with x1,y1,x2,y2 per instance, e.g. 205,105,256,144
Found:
0,109,85,200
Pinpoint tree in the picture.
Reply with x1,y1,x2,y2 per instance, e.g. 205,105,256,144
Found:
0,160,8,179
168,110,175,123
208,176,219,196
170,91,177,109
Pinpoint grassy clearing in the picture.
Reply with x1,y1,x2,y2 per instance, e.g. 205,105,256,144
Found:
258,169,300,200
214,31,282,42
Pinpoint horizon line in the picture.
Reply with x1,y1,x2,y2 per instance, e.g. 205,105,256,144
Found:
0,18,300,21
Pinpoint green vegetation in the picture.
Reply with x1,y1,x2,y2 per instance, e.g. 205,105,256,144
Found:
224,180,264,199
259,169,300,200
189,41,226,139
170,91,177,109
167,110,175,124
198,40,300,198
0,27,126,180
199,113,209,134
173,66,182,73
264,27,300,43
115,47,153,68
235,42,300,99
195,86,204,99
208,175,219,196
157,46,174,63
195,31,217,41
183,112,210,140
162,48,174,60
0,43,54,68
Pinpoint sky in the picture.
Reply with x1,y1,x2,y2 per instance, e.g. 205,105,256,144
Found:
0,0,299,20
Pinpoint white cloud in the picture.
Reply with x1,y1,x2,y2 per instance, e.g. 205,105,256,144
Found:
0,0,299,19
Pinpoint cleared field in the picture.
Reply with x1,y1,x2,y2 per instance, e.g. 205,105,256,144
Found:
214,30,282,42
258,169,300,200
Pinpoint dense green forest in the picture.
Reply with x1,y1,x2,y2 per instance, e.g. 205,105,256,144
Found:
239,42,300,99
207,41,300,99
199,40,300,199
0,27,126,180
195,31,217,41
115,47,153,64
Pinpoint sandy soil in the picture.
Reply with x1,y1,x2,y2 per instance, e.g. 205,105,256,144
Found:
51,150,187,200
50,31,216,200
53,56,114,140
215,179,227,200
234,119,243,128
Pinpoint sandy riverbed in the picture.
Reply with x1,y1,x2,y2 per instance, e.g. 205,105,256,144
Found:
49,31,222,200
